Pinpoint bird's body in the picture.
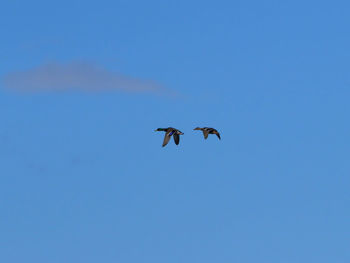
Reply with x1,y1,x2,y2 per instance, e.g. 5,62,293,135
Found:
155,127,184,147
194,127,221,140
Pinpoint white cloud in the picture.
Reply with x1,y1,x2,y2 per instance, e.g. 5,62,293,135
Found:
2,61,168,95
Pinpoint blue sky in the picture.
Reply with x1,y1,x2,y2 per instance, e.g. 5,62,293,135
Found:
1,0,350,262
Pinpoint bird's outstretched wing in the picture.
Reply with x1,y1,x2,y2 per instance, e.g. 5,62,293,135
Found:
162,132,172,147
173,134,180,145
203,130,209,139
216,133,221,140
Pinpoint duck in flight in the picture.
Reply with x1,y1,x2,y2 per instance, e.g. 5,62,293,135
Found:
155,127,184,147
194,127,221,140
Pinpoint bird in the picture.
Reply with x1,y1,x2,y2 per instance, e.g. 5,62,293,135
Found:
193,127,221,140
154,127,184,147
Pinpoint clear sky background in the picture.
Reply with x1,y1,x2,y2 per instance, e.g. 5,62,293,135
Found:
1,0,350,262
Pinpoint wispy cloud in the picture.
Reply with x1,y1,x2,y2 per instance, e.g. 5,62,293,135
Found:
2,61,170,95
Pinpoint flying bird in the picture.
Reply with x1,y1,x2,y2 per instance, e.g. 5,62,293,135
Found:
155,127,184,147
194,127,221,140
